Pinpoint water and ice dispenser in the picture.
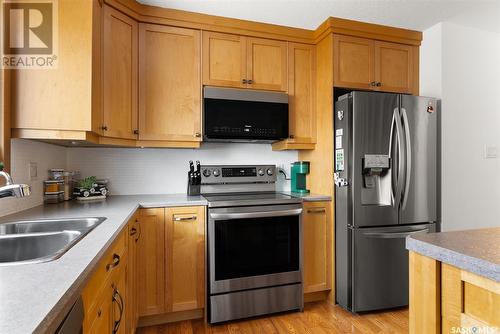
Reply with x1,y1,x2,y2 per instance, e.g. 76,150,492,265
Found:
361,154,391,206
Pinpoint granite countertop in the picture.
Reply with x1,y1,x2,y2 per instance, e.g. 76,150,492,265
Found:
0,194,207,334
406,227,500,282
280,191,332,202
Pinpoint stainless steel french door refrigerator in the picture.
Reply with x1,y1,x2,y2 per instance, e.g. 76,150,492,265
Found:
335,91,440,312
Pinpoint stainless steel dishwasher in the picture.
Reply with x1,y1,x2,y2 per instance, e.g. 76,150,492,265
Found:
55,297,84,334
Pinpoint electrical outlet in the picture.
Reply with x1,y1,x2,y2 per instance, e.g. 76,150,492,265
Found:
484,145,498,159
29,162,38,180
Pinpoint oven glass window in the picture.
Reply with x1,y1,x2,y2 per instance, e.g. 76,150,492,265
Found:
214,215,299,281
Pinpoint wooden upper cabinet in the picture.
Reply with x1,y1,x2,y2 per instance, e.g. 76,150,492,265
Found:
203,32,288,91
288,43,316,143
136,208,166,317
247,38,288,91
165,206,205,313
303,201,332,294
333,35,374,90
139,24,201,142
374,41,414,94
333,34,417,94
102,5,138,140
203,32,247,88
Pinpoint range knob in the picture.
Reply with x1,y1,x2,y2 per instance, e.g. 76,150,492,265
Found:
258,169,265,176
203,169,211,177
266,168,274,176
213,169,220,177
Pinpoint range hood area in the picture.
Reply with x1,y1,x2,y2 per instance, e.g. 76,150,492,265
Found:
203,87,289,143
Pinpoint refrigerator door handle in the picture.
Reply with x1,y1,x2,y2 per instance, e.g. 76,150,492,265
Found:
393,108,405,208
362,228,429,239
389,111,396,203
401,108,412,210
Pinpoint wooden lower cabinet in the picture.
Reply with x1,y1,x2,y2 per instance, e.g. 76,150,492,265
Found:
82,227,128,334
409,251,500,334
83,206,206,332
136,208,166,316
302,201,332,294
136,206,206,322
165,206,206,312
126,215,140,333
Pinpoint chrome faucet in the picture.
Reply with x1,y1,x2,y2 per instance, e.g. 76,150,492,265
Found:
0,169,31,198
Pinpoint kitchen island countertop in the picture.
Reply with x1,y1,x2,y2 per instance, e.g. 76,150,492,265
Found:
406,227,500,282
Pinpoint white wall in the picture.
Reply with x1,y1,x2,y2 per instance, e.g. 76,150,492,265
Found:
0,140,67,217
421,16,500,231
66,143,297,195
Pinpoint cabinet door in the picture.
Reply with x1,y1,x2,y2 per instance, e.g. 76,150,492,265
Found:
85,293,112,334
126,217,139,333
202,32,246,88
247,37,288,91
137,208,165,316
139,24,201,142
303,201,332,293
111,269,127,334
374,41,414,94
102,5,138,139
165,206,205,312
288,43,316,143
333,35,374,90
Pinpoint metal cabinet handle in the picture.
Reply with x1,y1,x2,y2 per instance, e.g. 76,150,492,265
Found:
289,134,295,139
112,287,124,334
376,82,382,87
247,79,254,84
370,81,376,87
101,125,108,131
130,227,137,236
135,220,141,243
306,208,326,214
174,216,197,222
133,129,139,135
106,254,120,271
194,132,201,138
242,79,248,84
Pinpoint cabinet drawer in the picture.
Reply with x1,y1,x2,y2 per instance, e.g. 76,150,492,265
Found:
84,289,111,333
83,229,127,314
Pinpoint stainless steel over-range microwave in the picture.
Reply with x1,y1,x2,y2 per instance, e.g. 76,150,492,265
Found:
203,86,289,143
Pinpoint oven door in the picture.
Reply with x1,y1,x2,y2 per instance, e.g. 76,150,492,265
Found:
208,204,302,294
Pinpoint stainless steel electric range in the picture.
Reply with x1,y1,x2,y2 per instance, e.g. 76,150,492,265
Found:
201,164,304,324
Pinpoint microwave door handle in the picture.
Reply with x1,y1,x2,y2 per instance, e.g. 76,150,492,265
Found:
210,208,303,220
401,108,411,210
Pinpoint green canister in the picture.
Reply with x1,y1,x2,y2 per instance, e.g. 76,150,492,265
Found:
291,161,310,194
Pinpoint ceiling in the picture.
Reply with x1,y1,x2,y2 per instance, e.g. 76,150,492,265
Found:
138,0,499,32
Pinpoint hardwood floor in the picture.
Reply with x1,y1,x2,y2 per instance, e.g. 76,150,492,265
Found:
137,301,409,334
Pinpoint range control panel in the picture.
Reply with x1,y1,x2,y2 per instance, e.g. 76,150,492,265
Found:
201,165,276,184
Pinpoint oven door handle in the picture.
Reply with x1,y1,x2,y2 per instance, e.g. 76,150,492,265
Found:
209,208,303,220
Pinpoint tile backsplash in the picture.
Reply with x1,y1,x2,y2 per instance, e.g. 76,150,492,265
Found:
0,140,298,217
66,143,297,195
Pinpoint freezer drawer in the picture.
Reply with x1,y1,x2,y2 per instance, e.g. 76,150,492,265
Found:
352,223,436,312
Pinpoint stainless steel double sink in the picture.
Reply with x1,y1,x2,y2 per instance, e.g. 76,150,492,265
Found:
0,217,106,266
